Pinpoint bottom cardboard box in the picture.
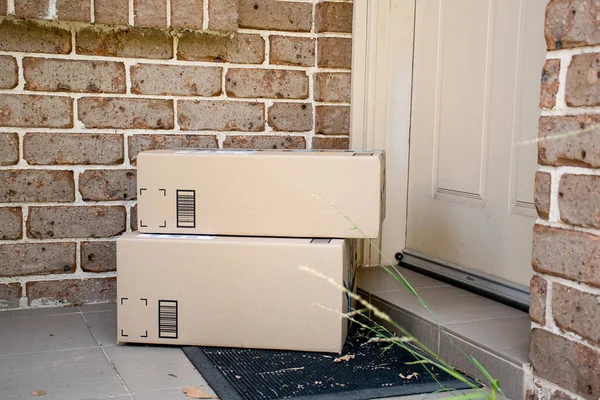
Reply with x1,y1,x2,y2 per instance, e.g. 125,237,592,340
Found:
117,232,352,353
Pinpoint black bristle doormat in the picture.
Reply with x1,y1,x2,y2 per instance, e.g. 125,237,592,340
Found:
182,324,478,400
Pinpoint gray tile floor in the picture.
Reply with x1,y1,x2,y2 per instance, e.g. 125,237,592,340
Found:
0,304,215,400
0,304,483,400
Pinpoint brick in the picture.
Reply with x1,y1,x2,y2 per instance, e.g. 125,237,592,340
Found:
268,102,312,132
24,133,124,166
532,224,600,288
553,283,600,346
130,204,137,230
0,19,71,54
0,133,19,166
312,136,350,149
559,174,600,228
27,206,126,239
0,170,74,203
171,0,203,29
0,56,17,89
238,0,312,32
128,134,218,164
0,243,76,277
226,69,308,99
223,135,306,150
314,73,351,103
270,36,315,67
208,0,238,31
81,241,116,272
529,275,547,325
0,207,22,240
76,26,173,59
0,95,73,128
530,328,600,398
316,106,350,135
545,0,600,50
131,64,222,96
0,283,21,310
79,169,137,201
178,101,264,131
566,53,600,107
238,0,311,32
15,0,48,19
178,32,264,64
539,115,600,168
27,277,116,306
540,59,560,109
534,172,551,220
0,207,21,241
78,98,174,129
315,2,353,33
24,58,126,94
134,0,167,28
318,38,352,69
57,0,91,21
95,0,129,24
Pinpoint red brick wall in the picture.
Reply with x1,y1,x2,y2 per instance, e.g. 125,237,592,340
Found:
9,0,233,31
0,0,353,309
528,0,600,398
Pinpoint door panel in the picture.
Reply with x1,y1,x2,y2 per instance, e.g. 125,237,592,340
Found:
436,0,491,198
407,0,546,286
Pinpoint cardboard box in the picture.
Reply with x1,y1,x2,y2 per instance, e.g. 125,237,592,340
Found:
136,149,385,238
117,232,354,353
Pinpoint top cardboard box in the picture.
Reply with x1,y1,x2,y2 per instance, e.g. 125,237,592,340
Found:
136,149,385,238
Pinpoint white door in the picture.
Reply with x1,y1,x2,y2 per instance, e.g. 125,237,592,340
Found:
405,0,547,287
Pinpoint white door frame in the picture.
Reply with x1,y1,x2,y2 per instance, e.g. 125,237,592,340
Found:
350,0,416,267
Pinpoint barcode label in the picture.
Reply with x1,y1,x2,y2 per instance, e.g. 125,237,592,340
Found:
158,300,178,339
176,190,196,228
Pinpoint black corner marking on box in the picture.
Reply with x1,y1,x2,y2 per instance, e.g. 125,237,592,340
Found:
140,220,147,228
139,188,147,195
121,329,129,337
176,190,196,229
311,238,332,244
158,300,178,339
159,221,167,228
159,189,167,196
141,330,148,338
352,152,374,156
120,297,128,305
140,298,148,306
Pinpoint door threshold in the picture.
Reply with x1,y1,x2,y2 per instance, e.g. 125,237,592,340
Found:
400,250,530,312
357,266,530,399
